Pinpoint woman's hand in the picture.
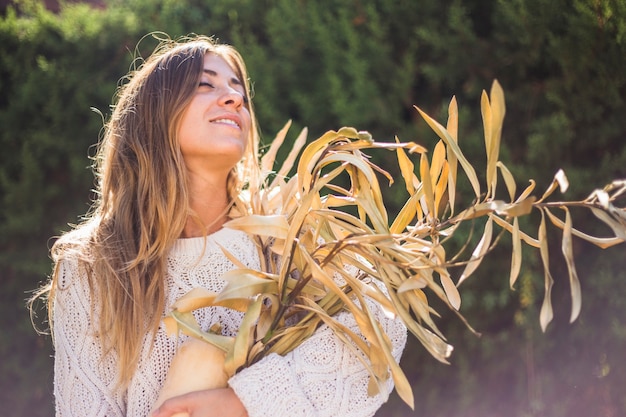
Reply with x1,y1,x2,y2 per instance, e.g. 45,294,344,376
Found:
151,387,249,417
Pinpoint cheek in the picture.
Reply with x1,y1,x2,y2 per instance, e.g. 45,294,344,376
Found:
242,109,252,136
177,105,201,147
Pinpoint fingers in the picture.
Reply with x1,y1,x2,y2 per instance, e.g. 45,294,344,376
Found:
151,392,196,417
150,388,248,417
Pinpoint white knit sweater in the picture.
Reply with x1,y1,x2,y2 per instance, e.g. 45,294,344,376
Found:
52,227,407,417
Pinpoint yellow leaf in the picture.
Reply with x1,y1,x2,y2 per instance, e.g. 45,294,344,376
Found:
560,207,581,323
491,214,540,248
538,210,554,332
446,97,459,215
486,80,506,198
256,307,273,341
434,161,449,218
516,180,537,203
495,197,536,218
544,208,623,248
590,207,626,241
387,285,452,363
225,296,263,375
216,269,279,302
415,105,481,198
166,310,234,352
439,271,461,310
395,136,416,195
224,214,290,240
481,90,495,197
497,161,517,202
430,140,446,182
509,217,522,289
458,216,493,286
300,247,380,343
270,127,308,190
261,120,292,174
397,276,428,292
452,201,500,221
365,304,415,409
389,190,422,234
171,287,219,312
420,153,435,220
297,130,341,192
537,170,568,203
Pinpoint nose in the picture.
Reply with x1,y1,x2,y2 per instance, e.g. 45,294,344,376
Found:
218,87,246,109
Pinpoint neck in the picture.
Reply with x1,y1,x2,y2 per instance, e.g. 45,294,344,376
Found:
182,173,231,238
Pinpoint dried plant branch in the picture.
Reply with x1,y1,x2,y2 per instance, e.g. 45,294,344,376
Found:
164,80,626,409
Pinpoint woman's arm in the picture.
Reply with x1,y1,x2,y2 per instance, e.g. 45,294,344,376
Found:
150,387,248,417
52,258,126,417
228,294,407,417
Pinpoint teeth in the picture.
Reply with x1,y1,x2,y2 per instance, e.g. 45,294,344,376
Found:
213,118,239,128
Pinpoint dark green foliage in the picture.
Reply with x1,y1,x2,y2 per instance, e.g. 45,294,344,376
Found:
1,0,624,416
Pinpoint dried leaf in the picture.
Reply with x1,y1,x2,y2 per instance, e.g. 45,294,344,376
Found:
225,296,263,375
420,153,435,219
446,97,459,215
434,161,450,218
591,207,626,241
488,80,505,197
365,301,415,409
481,90,495,196
538,210,554,332
491,215,541,248
261,120,292,174
171,287,219,312
497,161,517,202
560,207,581,323
495,197,536,218
390,190,421,234
216,269,279,302
509,217,522,289
430,141,446,181
516,180,537,203
439,271,461,310
395,136,416,195
391,285,453,363
415,106,481,197
225,214,290,240
545,208,624,248
397,276,428,292
538,170,569,203
458,217,493,286
165,310,234,352
271,127,308,189
555,169,569,193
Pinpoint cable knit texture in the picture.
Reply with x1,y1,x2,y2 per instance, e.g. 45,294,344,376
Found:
52,228,407,417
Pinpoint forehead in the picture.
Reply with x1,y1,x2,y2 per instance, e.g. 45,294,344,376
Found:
201,53,241,82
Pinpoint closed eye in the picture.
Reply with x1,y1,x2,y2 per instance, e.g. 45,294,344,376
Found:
199,81,249,105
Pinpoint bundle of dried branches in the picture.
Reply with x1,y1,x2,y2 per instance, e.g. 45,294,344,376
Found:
163,81,625,408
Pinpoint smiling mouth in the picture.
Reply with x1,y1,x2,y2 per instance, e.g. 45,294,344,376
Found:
211,118,241,129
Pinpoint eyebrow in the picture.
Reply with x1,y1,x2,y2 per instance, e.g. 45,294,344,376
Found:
202,69,243,86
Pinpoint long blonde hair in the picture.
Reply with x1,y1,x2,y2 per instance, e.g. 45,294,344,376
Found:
40,34,260,386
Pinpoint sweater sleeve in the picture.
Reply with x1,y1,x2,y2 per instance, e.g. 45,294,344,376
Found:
52,258,126,417
228,292,407,417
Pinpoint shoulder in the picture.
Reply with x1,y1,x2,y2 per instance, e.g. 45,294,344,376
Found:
51,222,98,291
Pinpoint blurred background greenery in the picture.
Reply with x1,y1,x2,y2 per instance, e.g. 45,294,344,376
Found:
1,0,625,416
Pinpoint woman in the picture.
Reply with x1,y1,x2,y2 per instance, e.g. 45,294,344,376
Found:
40,35,406,417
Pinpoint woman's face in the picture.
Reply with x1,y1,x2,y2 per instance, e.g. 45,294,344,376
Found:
177,53,251,178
